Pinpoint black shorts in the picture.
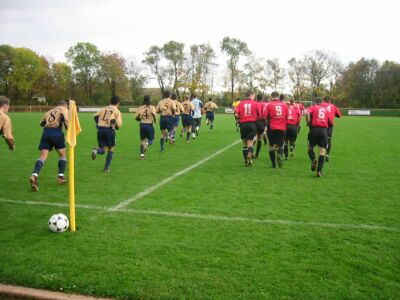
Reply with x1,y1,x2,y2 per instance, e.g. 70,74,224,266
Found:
267,129,285,147
327,126,333,139
285,124,299,141
97,127,116,148
206,111,214,122
308,127,328,148
181,114,193,127
256,119,266,135
239,122,257,140
140,124,155,142
160,116,174,131
38,128,65,151
193,117,201,127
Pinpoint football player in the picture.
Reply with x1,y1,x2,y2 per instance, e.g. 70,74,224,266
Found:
135,95,156,160
0,96,15,151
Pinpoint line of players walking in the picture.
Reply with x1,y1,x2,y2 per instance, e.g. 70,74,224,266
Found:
234,90,341,177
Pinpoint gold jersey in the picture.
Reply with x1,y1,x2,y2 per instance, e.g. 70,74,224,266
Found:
181,100,195,115
94,105,123,129
156,98,176,116
0,111,14,146
204,101,218,112
174,100,185,116
135,105,156,124
40,106,69,129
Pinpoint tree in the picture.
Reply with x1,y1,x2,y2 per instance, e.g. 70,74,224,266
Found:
65,42,100,101
127,58,147,105
99,52,128,97
373,61,400,108
49,62,73,101
241,54,264,91
303,50,340,96
265,58,284,91
221,37,250,102
288,58,307,100
143,46,167,97
0,44,15,96
163,41,185,99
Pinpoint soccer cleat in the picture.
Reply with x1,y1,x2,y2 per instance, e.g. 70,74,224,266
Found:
57,176,67,185
244,159,249,166
317,171,322,177
325,155,330,162
247,158,253,167
104,168,111,173
290,147,295,158
277,154,283,168
30,175,38,192
311,159,317,172
140,154,145,160
91,148,97,160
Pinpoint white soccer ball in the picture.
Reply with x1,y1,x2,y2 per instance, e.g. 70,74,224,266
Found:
48,213,69,233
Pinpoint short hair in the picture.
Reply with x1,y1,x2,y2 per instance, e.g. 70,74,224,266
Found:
0,95,10,107
163,91,171,98
190,94,197,100
171,93,177,100
314,97,323,104
323,96,330,102
271,91,279,98
279,94,285,101
256,94,263,102
143,95,151,105
111,95,120,105
208,97,212,101
245,90,254,98
289,98,294,104
58,100,68,107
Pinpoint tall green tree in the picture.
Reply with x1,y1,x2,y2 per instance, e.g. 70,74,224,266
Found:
163,41,185,99
266,58,284,91
49,62,73,101
143,46,167,97
99,52,128,97
0,44,15,96
127,58,147,105
373,61,400,108
65,42,100,101
221,37,250,102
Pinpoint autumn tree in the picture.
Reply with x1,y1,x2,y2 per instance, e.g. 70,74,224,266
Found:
143,46,167,97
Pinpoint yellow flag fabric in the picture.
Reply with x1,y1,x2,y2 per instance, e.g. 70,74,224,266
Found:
66,100,82,147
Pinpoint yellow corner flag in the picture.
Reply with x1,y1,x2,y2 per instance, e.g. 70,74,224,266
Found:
66,100,81,232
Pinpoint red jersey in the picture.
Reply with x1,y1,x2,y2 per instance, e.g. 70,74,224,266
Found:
321,102,342,126
235,99,259,123
256,102,267,120
287,105,302,125
306,105,330,128
263,99,288,131
295,103,305,115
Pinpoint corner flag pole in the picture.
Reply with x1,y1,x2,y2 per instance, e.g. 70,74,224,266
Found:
66,100,81,232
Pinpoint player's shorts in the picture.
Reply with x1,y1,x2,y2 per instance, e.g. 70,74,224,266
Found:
160,116,174,131
267,129,285,147
327,126,334,139
38,128,65,151
97,126,116,148
239,122,257,140
193,117,201,128
256,119,266,135
173,115,180,127
206,111,214,122
308,127,328,148
285,124,299,141
140,124,155,141
181,114,193,127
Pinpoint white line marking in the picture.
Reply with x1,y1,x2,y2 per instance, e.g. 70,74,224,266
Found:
109,139,241,211
1,198,398,232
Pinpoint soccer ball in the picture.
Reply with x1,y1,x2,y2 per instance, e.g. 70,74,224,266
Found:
48,213,69,233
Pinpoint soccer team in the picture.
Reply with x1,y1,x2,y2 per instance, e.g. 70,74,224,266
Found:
234,90,341,177
0,90,340,192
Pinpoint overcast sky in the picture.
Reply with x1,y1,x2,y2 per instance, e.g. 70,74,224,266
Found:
1,0,399,87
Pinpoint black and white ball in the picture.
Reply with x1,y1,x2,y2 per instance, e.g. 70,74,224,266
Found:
48,213,69,232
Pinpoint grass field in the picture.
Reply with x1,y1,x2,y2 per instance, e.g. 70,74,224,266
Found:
1,113,399,299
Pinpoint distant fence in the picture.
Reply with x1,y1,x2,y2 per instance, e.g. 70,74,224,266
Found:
9,106,400,116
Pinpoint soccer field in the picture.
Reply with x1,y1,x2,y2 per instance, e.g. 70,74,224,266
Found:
0,113,399,299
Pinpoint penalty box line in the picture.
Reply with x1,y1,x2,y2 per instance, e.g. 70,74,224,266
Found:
0,198,399,233
109,139,242,211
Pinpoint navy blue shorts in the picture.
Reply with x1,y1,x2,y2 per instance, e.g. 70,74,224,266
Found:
38,128,65,151
181,114,193,127
140,124,155,141
206,111,214,122
173,115,180,127
97,127,116,148
160,116,174,131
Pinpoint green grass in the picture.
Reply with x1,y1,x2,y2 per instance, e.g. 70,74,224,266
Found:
1,113,399,299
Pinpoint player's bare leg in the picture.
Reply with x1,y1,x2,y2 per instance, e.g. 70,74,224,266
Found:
56,148,67,184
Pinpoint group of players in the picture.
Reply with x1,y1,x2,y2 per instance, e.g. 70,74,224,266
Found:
234,90,341,177
0,89,340,192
